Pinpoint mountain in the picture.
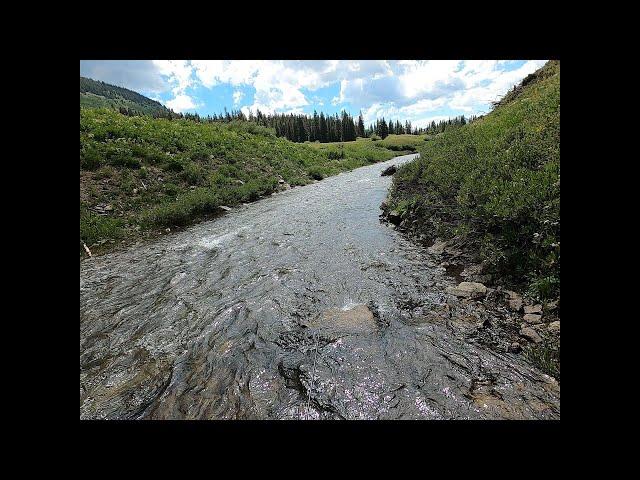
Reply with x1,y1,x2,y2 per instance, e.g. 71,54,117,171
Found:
80,76,174,116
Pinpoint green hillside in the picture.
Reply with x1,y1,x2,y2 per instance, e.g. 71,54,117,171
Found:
80,76,174,116
386,61,560,300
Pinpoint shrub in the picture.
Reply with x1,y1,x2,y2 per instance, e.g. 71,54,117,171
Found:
81,147,102,170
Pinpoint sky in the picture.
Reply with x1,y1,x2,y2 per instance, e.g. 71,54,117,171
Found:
80,60,547,128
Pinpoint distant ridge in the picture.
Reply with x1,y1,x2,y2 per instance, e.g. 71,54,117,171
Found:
80,76,174,116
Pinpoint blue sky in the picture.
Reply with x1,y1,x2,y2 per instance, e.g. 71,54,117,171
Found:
80,60,547,128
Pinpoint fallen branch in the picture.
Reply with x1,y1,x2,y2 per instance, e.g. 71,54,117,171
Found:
82,242,92,258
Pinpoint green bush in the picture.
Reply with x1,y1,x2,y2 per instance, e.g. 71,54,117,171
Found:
80,147,102,170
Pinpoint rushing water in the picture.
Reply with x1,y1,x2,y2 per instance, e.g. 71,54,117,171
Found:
80,154,559,420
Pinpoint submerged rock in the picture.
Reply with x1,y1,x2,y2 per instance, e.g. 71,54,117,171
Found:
305,304,377,337
446,281,487,299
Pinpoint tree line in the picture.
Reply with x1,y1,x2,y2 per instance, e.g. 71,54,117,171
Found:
144,106,480,143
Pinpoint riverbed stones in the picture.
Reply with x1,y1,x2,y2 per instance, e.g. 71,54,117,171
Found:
524,313,543,324
446,282,487,299
519,326,543,343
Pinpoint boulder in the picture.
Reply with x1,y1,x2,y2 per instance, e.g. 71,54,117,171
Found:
519,327,542,343
505,290,523,312
387,210,403,225
381,165,397,176
427,240,447,255
446,282,487,299
524,304,543,314
524,313,543,324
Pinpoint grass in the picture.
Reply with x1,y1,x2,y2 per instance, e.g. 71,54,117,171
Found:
377,134,428,151
524,341,560,380
387,60,560,301
80,109,405,256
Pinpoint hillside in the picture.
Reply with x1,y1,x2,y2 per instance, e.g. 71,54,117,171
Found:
80,109,412,256
80,76,174,116
383,60,560,376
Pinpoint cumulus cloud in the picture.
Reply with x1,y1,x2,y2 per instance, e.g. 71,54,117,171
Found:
165,94,200,113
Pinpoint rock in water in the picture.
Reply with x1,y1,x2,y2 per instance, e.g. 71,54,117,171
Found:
446,282,487,299
381,165,397,176
305,304,377,337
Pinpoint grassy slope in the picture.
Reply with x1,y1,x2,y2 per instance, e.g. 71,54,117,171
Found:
387,61,560,299
80,108,407,256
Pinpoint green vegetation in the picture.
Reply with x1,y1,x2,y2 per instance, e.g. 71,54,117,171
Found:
387,61,560,300
377,134,428,151
80,108,405,256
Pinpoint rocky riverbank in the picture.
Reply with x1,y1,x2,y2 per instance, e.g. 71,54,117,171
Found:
380,192,560,380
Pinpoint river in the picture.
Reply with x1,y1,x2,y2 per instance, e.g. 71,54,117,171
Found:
80,154,560,419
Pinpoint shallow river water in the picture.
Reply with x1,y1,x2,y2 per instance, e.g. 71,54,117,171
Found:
80,154,560,419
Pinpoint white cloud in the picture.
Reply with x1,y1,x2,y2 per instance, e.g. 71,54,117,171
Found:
165,94,199,113
152,60,194,95
233,90,244,105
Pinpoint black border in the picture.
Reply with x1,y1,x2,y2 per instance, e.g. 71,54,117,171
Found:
69,23,569,449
